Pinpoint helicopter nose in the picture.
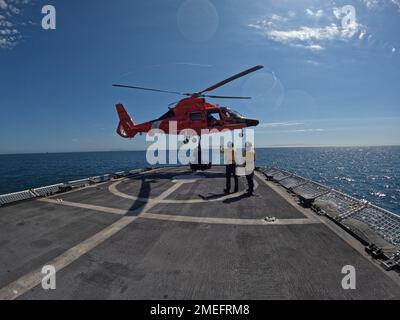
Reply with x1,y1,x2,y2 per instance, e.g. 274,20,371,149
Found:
245,119,259,127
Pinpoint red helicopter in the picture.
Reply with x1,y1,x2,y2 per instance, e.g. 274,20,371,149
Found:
112,65,263,143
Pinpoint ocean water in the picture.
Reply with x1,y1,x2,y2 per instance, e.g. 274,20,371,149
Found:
0,146,399,214
256,146,400,215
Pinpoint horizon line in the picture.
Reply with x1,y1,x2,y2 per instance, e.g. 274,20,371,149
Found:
1,144,400,156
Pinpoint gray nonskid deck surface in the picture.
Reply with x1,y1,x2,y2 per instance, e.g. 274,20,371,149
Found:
0,166,399,299
20,220,400,299
0,201,120,288
149,175,305,219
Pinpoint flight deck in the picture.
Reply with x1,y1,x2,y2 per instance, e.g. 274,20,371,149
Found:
0,166,399,299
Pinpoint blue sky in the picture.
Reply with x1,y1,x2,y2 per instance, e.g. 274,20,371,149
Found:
0,0,399,153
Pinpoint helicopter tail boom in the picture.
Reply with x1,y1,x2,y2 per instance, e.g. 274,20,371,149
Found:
115,103,137,138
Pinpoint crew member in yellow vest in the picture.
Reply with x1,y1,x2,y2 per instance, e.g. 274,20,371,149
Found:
244,142,256,196
221,142,238,194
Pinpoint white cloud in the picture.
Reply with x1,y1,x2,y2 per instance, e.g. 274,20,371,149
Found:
362,0,380,8
333,7,341,19
264,23,363,50
289,128,324,133
391,0,400,10
0,0,7,10
360,0,400,11
0,0,32,48
248,8,366,51
305,59,322,66
270,14,287,22
267,24,340,42
293,43,325,51
260,122,304,128
267,127,325,134
0,20,12,27
306,8,324,18
341,20,362,38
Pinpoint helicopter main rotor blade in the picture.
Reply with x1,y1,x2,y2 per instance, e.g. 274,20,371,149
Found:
197,65,264,95
112,84,189,96
166,95,251,107
203,95,252,99
113,65,263,100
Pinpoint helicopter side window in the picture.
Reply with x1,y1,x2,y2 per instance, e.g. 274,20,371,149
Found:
190,112,202,121
206,110,222,127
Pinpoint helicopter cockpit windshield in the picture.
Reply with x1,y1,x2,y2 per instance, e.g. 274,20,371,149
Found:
222,107,245,120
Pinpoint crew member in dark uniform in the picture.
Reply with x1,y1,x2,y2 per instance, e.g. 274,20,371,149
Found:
222,142,238,194
244,142,256,196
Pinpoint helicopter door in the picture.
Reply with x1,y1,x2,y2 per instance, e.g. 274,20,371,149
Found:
189,111,204,133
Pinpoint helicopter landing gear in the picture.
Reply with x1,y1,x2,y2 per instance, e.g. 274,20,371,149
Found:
190,135,211,171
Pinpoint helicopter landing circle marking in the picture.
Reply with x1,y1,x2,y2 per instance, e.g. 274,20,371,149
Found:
108,176,259,204
171,174,205,183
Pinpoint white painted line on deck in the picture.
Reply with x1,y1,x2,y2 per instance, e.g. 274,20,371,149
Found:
0,181,185,300
39,198,126,215
39,197,320,226
254,171,318,222
0,216,135,300
254,171,400,287
140,213,320,226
